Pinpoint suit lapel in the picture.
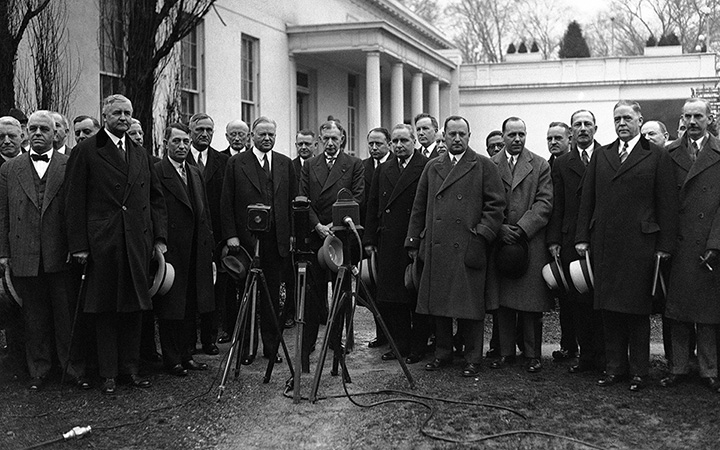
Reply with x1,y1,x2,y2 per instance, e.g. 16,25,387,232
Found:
41,154,65,215
123,139,143,204
187,164,205,216
97,130,128,175
437,150,476,195
496,150,513,189
17,154,40,210
613,138,651,180
272,152,284,195
387,152,421,206
312,155,329,188
205,147,220,181
511,148,532,190
240,151,263,195
161,158,193,211
322,152,347,194
685,137,720,185
568,147,586,177
601,140,621,174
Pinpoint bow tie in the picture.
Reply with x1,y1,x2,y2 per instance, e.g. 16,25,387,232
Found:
31,153,49,162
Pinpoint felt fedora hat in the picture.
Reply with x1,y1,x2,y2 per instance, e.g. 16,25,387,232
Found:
221,245,253,282
495,239,529,279
542,256,570,292
404,257,422,293
317,235,343,273
360,250,378,291
149,251,175,297
569,251,594,294
0,266,22,309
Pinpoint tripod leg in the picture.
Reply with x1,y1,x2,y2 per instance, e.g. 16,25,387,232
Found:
218,275,254,400
358,278,416,389
258,270,295,384
235,275,257,378
308,267,347,403
331,292,351,383
293,262,307,403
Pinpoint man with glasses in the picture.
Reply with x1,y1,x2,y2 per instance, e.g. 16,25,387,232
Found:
486,130,504,157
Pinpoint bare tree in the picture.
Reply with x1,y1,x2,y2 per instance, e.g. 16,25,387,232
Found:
518,0,569,59
0,0,52,114
397,0,439,24
447,0,520,63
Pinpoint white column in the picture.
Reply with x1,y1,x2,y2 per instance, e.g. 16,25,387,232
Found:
289,56,297,158
450,67,460,115
411,72,424,117
428,79,440,121
365,51,382,130
390,62,404,127
439,84,451,123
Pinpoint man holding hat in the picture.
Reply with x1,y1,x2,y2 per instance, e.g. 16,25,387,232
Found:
406,115,505,377
154,123,214,376
576,100,678,392
487,117,553,374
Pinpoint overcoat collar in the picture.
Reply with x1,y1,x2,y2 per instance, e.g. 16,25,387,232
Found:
160,156,193,212
603,136,652,180
318,151,351,195
685,134,720,185
568,141,599,177
496,147,533,190
386,152,423,207
95,128,128,176
433,148,478,195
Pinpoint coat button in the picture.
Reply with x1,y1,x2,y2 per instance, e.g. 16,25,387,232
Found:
454,243,459,248
385,209,390,214
457,194,462,200
696,240,701,245
115,184,121,190
437,194,442,199
703,186,708,192
699,213,705,219
456,219,461,224
678,236,684,241
122,206,127,211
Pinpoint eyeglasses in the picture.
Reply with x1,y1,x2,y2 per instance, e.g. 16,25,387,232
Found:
488,143,505,150
228,132,247,138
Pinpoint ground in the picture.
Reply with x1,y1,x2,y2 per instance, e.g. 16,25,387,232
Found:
1,308,719,450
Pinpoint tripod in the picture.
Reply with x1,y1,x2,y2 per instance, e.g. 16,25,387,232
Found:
217,239,295,401
308,226,415,403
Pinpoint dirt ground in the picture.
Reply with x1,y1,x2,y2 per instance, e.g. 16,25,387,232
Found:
1,308,719,450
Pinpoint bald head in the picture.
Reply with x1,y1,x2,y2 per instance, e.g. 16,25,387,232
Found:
27,110,57,154
225,119,249,152
0,116,23,158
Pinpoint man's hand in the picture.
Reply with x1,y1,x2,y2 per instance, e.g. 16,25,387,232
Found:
315,223,332,239
655,250,671,261
408,249,418,260
364,245,376,257
73,251,90,265
548,244,561,259
226,237,241,252
575,243,589,256
500,224,521,245
0,257,9,271
154,241,167,255
700,249,719,271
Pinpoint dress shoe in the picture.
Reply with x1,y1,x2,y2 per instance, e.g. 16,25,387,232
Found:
202,343,220,355
552,348,577,360
425,358,452,371
381,351,397,361
169,364,188,377
284,318,296,329
702,377,720,393
217,332,231,344
489,355,516,369
485,348,500,359
368,337,388,348
182,360,208,371
241,356,254,365
569,361,594,374
526,358,542,373
462,363,481,377
101,378,116,395
127,374,151,388
629,375,645,392
659,373,687,388
597,374,626,387
28,377,44,391
405,353,423,364
74,377,91,390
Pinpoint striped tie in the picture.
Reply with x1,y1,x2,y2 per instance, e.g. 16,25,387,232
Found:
619,142,629,164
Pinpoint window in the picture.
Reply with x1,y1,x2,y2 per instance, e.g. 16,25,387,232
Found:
180,25,202,123
297,71,310,131
241,35,259,125
347,74,358,155
99,0,125,104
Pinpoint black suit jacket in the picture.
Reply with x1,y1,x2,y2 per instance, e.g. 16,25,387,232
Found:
186,147,229,247
220,149,297,258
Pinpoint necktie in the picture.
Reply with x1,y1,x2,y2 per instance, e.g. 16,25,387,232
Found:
327,157,335,171
262,154,270,177
619,142,629,164
691,141,699,162
397,157,407,172
451,156,457,166
117,140,124,160
179,164,187,185
423,148,429,158
581,149,589,166
197,151,205,173
509,156,515,173
30,153,49,162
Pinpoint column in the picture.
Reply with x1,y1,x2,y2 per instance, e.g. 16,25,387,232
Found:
439,84,451,123
411,72,424,117
390,62,404,127
365,51,381,130
289,56,297,158
428,79,440,121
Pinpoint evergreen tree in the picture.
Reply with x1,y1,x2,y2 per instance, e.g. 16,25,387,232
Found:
507,43,517,54
559,21,590,58
518,41,528,53
531,41,539,52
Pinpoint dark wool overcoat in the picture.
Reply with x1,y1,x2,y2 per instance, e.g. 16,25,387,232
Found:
364,151,428,304
405,149,505,320
154,158,215,320
65,129,167,313
486,147,553,312
665,134,720,324
575,136,678,314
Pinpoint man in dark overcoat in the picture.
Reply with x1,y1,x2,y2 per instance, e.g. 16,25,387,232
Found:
406,115,506,377
0,111,85,390
65,94,167,394
364,124,428,363
546,109,605,374
221,116,296,364
487,117,553,374
293,129,317,189
300,119,364,359
576,100,678,392
661,98,720,393
186,113,228,354
154,123,214,376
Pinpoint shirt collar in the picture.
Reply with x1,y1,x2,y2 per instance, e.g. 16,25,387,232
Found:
621,134,641,153
169,157,184,172
450,150,466,162
253,147,271,166
29,149,53,162
692,135,706,149
191,145,208,163
105,128,125,149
